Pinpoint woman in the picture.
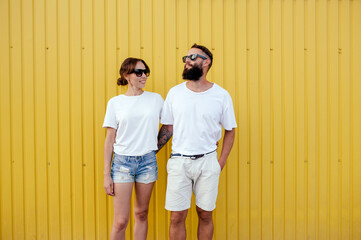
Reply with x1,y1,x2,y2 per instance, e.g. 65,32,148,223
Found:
103,58,163,240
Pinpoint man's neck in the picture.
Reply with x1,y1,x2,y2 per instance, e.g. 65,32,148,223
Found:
186,76,213,92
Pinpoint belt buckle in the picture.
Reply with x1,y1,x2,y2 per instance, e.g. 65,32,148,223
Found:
190,154,204,160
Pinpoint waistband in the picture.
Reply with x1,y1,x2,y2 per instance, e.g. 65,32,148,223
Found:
113,150,156,158
170,149,217,160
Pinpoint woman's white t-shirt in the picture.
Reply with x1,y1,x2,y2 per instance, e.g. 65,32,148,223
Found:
103,91,164,156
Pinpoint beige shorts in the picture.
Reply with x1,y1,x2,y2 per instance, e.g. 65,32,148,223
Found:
165,151,221,211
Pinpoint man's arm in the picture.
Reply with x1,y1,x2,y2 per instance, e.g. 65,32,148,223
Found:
156,124,173,153
218,128,235,170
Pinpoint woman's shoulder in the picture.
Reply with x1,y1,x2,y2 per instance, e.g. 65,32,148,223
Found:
107,94,124,104
144,91,164,100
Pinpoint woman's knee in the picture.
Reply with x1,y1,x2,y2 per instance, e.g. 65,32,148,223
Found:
134,209,149,222
113,218,129,232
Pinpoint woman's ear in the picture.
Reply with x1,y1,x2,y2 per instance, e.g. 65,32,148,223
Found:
123,73,129,81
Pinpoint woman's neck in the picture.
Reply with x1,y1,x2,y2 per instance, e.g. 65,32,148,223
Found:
125,86,144,96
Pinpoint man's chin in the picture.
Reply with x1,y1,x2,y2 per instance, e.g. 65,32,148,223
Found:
182,65,203,81
183,77,200,81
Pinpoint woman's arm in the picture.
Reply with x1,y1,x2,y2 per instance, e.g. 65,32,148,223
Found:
104,127,116,196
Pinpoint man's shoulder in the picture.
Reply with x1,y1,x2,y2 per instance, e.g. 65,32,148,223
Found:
167,82,186,95
212,83,232,97
170,82,186,91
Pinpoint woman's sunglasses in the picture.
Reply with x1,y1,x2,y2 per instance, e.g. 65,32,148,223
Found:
130,69,150,77
182,54,207,63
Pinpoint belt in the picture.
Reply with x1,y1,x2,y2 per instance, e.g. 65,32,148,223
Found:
170,150,217,160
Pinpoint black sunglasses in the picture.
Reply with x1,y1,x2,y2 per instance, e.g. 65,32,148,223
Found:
182,54,207,63
130,69,150,77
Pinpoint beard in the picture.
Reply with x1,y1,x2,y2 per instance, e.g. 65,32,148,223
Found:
182,63,203,81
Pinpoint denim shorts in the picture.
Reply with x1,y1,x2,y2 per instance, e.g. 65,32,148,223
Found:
111,151,158,184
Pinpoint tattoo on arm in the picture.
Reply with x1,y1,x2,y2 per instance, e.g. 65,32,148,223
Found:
157,126,173,152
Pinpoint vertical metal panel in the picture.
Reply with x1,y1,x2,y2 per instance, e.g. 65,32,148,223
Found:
82,0,96,238
0,0,12,239
305,0,317,239
212,0,227,238
69,0,84,238
284,0,296,237
58,0,72,239
351,1,361,239
93,0,107,238
34,0,49,238
22,0,37,238
236,0,249,239
10,0,25,239
340,1,352,240
1,0,361,239
294,0,306,238
45,0,60,238
271,0,285,239
260,0,272,238
352,2,361,240
104,1,117,239
329,0,340,239
224,0,238,239
317,0,329,238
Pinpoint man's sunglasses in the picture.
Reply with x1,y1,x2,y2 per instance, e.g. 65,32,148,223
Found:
182,54,207,63
130,69,150,77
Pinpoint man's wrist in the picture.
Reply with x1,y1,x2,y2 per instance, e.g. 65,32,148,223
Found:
218,157,226,168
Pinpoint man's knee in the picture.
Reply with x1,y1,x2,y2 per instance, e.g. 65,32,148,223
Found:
170,211,188,225
196,207,213,223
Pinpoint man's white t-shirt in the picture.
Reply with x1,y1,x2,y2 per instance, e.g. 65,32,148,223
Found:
161,82,237,155
103,91,164,156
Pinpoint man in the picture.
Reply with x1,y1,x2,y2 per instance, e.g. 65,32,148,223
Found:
157,44,237,240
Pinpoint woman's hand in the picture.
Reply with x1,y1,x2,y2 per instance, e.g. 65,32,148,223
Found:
104,175,115,196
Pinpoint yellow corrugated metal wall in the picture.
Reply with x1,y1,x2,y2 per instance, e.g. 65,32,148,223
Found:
1,0,360,239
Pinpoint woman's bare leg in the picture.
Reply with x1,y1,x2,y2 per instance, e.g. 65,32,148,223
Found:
110,183,133,240
133,182,155,240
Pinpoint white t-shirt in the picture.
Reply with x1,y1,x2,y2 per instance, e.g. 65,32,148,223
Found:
161,82,237,155
103,91,164,156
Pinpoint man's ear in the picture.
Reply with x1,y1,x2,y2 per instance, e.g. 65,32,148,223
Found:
203,58,211,68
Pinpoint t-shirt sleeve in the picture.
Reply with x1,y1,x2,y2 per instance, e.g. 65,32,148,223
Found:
160,91,174,125
158,95,164,119
221,93,237,130
102,99,118,129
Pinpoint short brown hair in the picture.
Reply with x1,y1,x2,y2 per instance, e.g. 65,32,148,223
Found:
117,58,150,86
191,43,213,70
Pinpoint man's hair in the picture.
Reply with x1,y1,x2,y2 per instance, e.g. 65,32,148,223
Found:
191,43,213,70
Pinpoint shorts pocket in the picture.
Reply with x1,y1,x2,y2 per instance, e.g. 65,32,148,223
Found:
214,157,221,173
167,157,177,172
113,153,127,164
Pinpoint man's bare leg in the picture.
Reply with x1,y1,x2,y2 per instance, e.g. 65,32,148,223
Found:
169,210,188,240
196,206,213,240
